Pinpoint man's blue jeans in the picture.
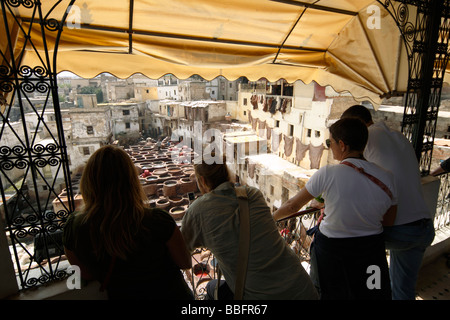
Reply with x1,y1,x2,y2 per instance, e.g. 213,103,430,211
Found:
383,219,435,300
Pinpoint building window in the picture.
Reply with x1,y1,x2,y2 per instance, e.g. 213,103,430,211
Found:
82,147,90,155
270,185,274,195
281,186,289,203
243,98,247,105
315,130,321,138
275,120,280,128
125,122,130,129
86,126,94,134
123,110,130,116
243,110,247,116
289,124,294,136
306,128,312,137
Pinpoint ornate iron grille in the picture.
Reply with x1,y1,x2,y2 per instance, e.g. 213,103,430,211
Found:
434,172,450,230
380,0,450,175
0,0,75,290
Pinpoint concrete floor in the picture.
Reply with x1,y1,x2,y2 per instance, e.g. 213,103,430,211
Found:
416,253,450,300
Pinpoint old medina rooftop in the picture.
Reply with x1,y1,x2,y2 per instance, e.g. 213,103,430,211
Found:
1,0,450,308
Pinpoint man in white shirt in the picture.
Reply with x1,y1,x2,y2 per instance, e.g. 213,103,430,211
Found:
341,105,435,300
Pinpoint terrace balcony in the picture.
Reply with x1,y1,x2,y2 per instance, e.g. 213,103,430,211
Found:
1,0,450,303
4,171,449,300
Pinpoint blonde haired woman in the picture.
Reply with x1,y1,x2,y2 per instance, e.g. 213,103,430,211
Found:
63,145,193,299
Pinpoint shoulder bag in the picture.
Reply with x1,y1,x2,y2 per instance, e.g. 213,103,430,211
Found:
214,186,250,300
341,161,393,199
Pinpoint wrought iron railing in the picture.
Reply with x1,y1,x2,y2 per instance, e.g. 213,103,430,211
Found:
275,207,321,264
183,248,218,300
1,0,76,290
3,173,449,297
434,172,450,231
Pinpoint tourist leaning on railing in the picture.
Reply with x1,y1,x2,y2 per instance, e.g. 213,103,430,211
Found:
181,155,318,300
273,118,397,300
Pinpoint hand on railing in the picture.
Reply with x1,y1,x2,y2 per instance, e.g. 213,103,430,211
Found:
275,207,321,222
275,207,323,262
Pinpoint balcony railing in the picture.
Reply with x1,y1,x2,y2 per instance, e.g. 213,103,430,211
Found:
275,207,321,262
434,172,450,231
183,248,219,300
3,174,449,297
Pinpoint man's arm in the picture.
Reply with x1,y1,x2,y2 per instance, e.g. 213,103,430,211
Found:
431,158,450,176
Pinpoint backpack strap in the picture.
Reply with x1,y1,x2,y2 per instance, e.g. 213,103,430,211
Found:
213,186,250,300
234,186,250,300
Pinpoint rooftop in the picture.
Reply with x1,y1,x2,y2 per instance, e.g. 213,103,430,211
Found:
247,153,316,179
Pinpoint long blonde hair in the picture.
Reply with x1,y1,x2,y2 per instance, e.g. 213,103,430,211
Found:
79,145,148,260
